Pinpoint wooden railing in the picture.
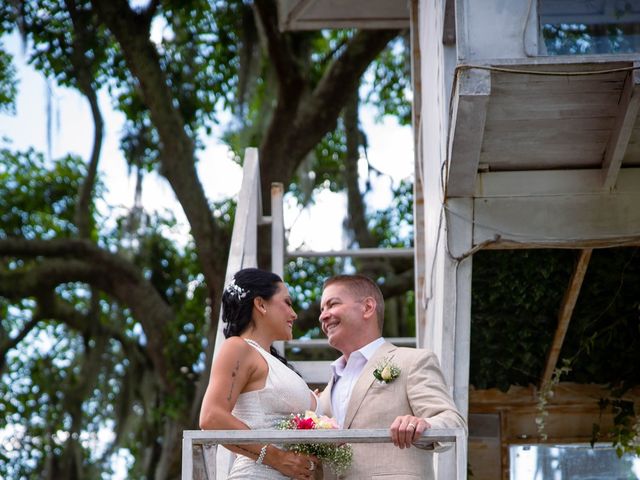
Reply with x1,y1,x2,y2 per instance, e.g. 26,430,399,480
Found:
182,428,467,480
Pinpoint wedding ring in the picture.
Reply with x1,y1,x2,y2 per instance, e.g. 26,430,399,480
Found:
308,460,316,471
408,422,416,430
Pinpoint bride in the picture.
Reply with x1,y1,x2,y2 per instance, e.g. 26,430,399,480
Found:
199,268,319,480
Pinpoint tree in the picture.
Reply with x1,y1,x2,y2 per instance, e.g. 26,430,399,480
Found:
0,1,406,478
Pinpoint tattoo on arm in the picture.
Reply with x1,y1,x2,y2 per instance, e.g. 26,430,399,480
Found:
227,360,240,402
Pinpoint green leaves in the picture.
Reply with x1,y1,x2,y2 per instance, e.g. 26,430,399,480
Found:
0,148,88,239
0,47,17,114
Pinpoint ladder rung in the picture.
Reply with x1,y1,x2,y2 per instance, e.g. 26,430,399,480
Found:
286,337,416,349
287,247,414,259
290,361,332,384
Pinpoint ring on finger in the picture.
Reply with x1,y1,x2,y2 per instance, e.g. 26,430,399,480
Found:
408,422,416,429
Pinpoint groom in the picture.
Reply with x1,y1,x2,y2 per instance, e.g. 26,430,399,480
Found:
318,274,466,479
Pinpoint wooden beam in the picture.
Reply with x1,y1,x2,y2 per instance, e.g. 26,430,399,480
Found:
410,0,427,348
277,0,409,31
476,168,640,198
540,249,592,388
472,190,640,248
270,183,285,277
447,69,491,197
602,65,640,189
442,0,456,45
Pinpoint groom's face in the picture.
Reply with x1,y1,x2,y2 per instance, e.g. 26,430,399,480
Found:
319,283,367,356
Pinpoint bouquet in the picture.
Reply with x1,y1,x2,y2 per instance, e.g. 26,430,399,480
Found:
276,411,353,475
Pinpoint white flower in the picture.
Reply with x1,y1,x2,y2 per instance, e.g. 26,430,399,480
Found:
225,279,248,299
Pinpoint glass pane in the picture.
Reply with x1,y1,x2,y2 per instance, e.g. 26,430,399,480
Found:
510,444,640,480
539,0,640,55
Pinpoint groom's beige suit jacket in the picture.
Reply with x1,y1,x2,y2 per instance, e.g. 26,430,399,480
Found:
318,342,466,479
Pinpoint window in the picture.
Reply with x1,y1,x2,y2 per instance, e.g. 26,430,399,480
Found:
539,0,640,55
510,444,640,479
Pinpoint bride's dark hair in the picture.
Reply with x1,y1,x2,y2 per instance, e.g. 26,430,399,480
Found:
221,267,295,370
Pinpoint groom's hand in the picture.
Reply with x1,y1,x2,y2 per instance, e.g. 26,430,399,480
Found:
390,415,431,449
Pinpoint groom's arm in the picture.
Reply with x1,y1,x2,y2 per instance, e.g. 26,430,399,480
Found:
390,350,467,450
407,350,466,431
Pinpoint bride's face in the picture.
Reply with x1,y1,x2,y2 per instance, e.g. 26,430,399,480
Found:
261,282,297,341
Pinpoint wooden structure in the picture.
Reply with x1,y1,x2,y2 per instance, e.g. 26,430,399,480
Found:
193,149,453,479
274,0,640,478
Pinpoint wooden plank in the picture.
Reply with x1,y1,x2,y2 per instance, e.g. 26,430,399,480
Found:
182,437,193,480
539,249,592,389
287,247,413,258
286,18,409,29
447,69,491,197
481,128,611,146
487,102,619,121
444,197,474,420
213,148,261,357
475,169,640,198
289,360,332,384
479,149,605,171
410,0,426,349
469,383,640,407
286,337,415,350
277,0,409,30
472,191,640,247
491,70,629,85
270,182,285,277
184,428,461,447
442,0,455,45
622,139,640,165
492,78,624,95
490,91,621,105
488,61,633,80
482,145,606,160
485,116,614,133
602,66,640,189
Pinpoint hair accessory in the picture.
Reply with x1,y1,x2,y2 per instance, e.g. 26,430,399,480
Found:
225,278,248,299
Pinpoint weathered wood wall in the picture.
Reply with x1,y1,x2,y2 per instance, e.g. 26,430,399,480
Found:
468,383,640,480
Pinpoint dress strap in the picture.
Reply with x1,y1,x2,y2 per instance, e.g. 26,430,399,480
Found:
244,338,267,352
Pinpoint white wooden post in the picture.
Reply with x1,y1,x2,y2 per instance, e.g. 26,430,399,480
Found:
271,182,285,356
418,1,470,479
271,182,285,277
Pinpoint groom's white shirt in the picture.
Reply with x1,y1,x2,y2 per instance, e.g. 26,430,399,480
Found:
329,336,385,427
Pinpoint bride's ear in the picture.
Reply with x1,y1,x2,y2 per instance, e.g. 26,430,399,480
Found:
253,297,267,314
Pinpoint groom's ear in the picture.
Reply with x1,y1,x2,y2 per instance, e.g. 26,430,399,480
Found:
361,296,377,321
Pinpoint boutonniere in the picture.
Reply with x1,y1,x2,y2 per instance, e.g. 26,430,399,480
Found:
373,357,401,384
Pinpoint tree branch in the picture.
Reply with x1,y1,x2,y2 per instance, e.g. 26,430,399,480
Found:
0,237,174,389
89,0,226,298
260,28,399,196
252,0,302,94
65,0,104,238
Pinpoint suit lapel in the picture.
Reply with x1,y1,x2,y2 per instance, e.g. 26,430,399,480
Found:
319,375,335,417
343,342,397,428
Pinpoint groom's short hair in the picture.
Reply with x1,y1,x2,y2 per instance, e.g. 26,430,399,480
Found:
323,274,385,331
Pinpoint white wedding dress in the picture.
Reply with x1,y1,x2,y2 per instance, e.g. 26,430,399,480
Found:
224,339,315,479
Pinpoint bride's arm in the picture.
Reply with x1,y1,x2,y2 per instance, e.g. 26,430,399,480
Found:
199,337,257,431
199,337,317,479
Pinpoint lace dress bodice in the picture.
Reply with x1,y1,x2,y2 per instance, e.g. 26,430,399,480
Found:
225,339,315,479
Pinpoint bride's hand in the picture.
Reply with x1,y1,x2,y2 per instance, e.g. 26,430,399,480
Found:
267,449,319,480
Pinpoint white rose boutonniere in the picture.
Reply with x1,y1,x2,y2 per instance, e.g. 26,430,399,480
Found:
373,357,401,384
